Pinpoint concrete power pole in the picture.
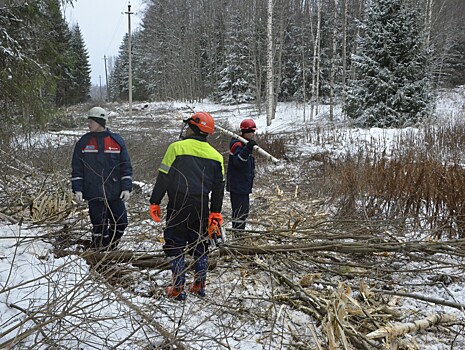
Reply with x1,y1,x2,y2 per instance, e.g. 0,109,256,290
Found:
99,75,102,101
125,3,133,118
104,55,110,101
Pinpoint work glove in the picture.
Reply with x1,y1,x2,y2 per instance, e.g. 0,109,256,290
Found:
150,204,161,222
120,190,131,202
207,212,223,239
246,139,257,151
74,191,83,202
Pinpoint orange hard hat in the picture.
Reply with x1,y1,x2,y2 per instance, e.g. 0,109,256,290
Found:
187,112,215,135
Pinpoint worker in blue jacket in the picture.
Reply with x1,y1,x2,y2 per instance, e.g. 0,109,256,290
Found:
227,118,257,232
71,107,133,250
149,112,225,301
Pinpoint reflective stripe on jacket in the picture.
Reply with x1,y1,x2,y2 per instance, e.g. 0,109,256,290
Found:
226,138,255,194
150,136,225,213
71,129,132,201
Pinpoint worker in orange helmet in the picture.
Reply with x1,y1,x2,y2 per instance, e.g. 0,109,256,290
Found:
149,112,225,301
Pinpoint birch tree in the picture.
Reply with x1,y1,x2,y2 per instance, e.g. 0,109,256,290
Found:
266,0,274,126
329,0,339,121
310,0,321,121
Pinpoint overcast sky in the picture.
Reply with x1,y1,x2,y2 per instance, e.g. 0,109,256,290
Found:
64,0,145,86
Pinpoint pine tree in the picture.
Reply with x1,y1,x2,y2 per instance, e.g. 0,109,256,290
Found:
344,0,433,127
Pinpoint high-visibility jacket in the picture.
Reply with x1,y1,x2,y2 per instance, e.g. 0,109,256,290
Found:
71,129,133,201
150,135,225,213
226,138,255,194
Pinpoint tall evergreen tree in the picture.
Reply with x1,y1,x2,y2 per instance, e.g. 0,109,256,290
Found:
214,14,255,104
68,24,91,104
344,0,433,127
109,34,130,102
109,31,145,102
136,0,169,100
0,1,57,133
278,18,312,101
44,0,75,107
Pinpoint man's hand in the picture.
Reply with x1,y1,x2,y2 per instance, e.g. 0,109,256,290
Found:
74,191,83,202
246,139,257,151
207,212,223,238
120,190,131,202
150,204,161,222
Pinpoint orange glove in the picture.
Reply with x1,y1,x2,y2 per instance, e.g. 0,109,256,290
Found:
207,212,223,238
150,204,161,222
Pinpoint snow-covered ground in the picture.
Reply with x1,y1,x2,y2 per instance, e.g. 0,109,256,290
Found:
1,87,465,349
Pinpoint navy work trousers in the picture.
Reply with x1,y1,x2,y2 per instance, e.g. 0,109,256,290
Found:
162,194,209,258
230,192,250,231
88,199,128,248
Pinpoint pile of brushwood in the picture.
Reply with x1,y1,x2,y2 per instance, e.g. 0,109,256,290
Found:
0,103,464,349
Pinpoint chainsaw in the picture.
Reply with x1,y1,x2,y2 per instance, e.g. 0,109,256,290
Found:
209,225,227,248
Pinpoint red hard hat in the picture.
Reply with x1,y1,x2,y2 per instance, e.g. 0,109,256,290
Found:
188,112,215,135
240,118,257,132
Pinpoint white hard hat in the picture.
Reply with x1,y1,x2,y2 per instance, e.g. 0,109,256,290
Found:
87,106,108,121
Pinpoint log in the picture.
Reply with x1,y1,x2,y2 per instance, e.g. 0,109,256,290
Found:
53,249,217,270
366,313,457,339
53,249,171,269
215,124,280,164
221,239,465,257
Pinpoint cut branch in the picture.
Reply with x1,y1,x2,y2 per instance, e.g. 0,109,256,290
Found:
366,313,457,339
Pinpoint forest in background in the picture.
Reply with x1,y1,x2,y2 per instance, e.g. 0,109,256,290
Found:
1,0,465,133
110,0,465,116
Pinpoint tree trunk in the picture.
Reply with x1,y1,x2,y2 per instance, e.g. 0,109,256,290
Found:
273,0,288,121
329,0,339,122
310,0,321,121
266,0,274,126
342,0,348,118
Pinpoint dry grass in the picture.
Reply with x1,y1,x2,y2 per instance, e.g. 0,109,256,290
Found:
320,119,465,238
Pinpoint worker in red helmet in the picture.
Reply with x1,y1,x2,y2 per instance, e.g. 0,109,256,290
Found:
149,112,225,301
226,118,258,233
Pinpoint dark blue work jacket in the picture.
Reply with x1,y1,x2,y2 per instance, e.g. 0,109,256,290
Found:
226,138,255,194
71,129,132,201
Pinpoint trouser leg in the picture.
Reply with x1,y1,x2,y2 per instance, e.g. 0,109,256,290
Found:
231,193,250,231
163,195,209,300
167,255,186,300
88,200,108,248
105,200,128,249
189,255,208,297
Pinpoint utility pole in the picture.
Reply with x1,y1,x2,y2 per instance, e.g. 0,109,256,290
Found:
104,55,110,101
99,75,102,100
125,3,133,118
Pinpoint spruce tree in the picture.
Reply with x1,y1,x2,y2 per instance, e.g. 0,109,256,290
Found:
214,14,255,104
345,0,433,127
0,1,58,132
68,25,91,104
109,35,130,101
43,0,73,107
109,32,145,102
